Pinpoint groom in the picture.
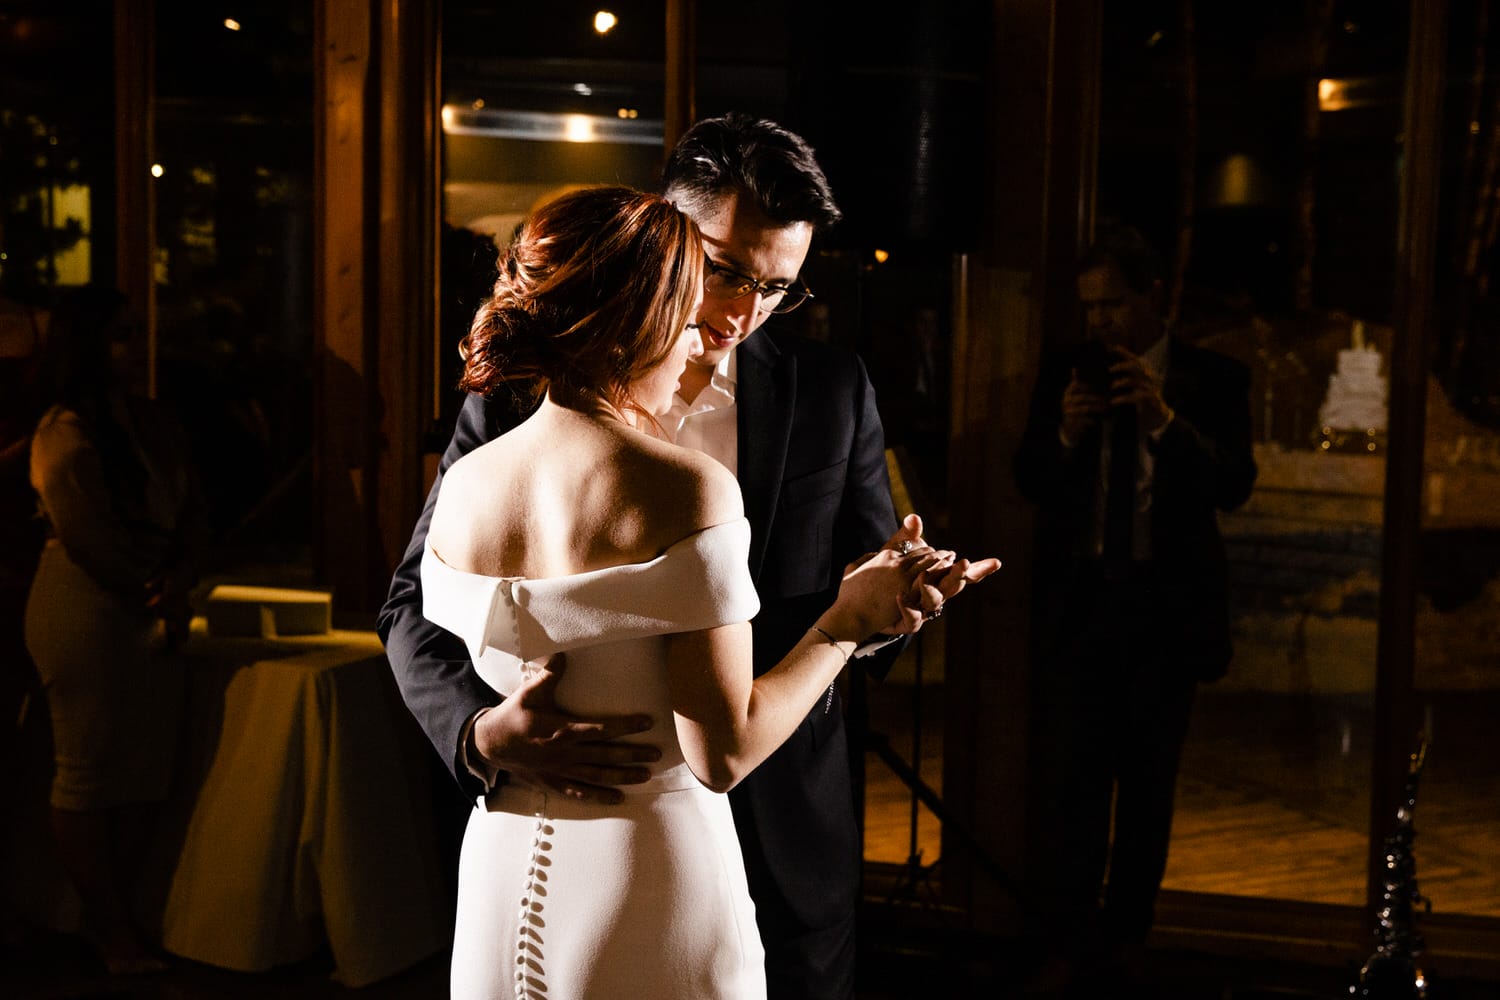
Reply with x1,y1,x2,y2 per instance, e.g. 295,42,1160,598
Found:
381,113,930,1000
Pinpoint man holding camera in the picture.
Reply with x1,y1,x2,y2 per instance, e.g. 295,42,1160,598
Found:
1012,223,1257,992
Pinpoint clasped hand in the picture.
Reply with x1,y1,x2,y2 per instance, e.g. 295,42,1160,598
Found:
854,513,1002,635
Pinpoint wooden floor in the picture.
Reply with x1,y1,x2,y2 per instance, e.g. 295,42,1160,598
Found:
859,680,1500,916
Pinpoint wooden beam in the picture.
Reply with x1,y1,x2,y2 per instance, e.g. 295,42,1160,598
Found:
1370,0,1446,924
942,0,1101,930
374,0,441,616
664,0,696,155
313,0,373,618
312,0,439,621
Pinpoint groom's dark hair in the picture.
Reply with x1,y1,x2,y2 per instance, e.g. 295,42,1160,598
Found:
662,113,842,232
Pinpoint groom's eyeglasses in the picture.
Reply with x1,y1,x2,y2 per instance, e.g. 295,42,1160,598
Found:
703,258,813,315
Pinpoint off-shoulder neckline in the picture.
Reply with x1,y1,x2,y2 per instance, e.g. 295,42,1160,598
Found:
423,517,748,585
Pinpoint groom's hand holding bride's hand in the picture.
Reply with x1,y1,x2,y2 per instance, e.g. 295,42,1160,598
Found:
864,513,1002,635
470,653,661,805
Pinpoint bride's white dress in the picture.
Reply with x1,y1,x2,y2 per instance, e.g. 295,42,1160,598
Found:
421,518,766,1000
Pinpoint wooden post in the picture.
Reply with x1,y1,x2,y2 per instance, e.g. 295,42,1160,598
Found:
942,0,1101,930
1371,0,1444,930
664,0,696,156
374,0,441,615
313,0,439,620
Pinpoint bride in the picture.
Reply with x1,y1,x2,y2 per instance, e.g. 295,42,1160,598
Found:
420,186,996,999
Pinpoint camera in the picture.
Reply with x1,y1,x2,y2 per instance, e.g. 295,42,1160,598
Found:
1075,340,1114,396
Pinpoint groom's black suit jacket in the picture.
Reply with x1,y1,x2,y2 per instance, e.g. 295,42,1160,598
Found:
377,325,903,979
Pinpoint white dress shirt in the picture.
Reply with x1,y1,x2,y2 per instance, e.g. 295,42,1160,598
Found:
664,347,897,660
665,350,739,475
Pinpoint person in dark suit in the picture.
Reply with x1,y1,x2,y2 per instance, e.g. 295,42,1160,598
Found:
1012,224,1257,992
378,114,992,1000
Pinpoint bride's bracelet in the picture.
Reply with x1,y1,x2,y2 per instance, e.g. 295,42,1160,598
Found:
808,626,852,666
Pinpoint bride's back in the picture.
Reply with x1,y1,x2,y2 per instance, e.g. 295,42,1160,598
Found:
428,397,736,583
426,185,731,583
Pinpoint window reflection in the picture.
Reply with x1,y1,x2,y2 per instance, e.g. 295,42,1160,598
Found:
1094,2,1407,910
1067,0,1500,935
0,9,114,299
438,2,667,439
152,2,314,569
1415,0,1500,920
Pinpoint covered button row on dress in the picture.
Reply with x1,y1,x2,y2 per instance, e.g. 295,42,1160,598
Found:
483,579,524,661
515,816,553,999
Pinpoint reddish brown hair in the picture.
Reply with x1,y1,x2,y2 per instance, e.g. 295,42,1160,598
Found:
458,186,703,418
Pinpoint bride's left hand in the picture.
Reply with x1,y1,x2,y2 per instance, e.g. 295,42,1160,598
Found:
867,514,1001,634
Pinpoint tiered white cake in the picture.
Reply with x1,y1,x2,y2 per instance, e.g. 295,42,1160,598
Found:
1319,324,1387,433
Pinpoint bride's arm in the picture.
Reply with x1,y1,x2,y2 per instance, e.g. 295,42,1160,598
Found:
665,547,943,794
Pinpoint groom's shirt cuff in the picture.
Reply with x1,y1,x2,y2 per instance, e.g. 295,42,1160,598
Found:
460,707,506,793
853,634,901,659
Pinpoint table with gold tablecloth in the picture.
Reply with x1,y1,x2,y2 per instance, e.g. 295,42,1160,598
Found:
137,621,450,987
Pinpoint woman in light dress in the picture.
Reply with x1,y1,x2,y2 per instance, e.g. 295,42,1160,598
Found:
420,186,994,999
24,285,207,974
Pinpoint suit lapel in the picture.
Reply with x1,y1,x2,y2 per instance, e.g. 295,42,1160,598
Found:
737,333,796,582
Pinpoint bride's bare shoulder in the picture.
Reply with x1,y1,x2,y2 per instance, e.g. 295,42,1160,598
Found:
426,439,522,559
626,433,743,527
434,436,513,502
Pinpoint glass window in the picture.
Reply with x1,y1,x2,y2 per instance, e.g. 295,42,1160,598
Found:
0,4,118,641
438,1,667,438
0,5,115,301
152,2,315,573
1416,0,1500,921
1093,2,1411,911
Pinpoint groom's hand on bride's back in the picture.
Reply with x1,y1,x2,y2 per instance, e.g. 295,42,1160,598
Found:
470,653,662,805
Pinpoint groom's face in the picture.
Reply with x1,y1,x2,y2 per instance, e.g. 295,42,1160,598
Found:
684,191,813,372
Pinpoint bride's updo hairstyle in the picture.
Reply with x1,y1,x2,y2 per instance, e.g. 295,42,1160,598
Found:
458,185,704,417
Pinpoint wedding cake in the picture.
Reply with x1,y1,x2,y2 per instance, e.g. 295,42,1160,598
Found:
1319,321,1388,434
